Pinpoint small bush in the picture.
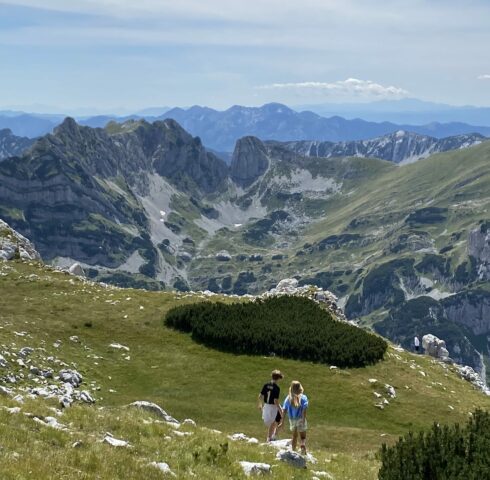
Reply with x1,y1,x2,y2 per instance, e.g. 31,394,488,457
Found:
378,409,490,480
165,296,387,368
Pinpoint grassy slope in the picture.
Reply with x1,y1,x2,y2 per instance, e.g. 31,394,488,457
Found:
1,260,490,479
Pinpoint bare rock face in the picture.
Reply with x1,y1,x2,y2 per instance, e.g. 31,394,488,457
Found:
230,136,269,187
468,224,490,280
0,219,41,261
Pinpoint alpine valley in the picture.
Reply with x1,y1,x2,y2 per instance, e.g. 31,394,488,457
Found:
1,116,489,379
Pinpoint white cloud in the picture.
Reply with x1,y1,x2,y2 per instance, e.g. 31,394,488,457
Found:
257,78,409,99
478,74,490,80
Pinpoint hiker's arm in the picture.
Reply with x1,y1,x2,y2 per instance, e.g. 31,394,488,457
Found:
257,393,264,409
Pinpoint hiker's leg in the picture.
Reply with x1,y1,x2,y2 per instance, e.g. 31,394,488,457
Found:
300,431,307,454
291,428,298,450
267,422,276,441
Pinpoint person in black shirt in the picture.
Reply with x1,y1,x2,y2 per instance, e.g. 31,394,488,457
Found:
257,370,284,442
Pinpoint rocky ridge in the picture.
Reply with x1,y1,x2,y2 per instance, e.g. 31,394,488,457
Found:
278,131,486,164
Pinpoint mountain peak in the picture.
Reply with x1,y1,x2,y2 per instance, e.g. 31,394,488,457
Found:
54,117,81,137
230,136,269,187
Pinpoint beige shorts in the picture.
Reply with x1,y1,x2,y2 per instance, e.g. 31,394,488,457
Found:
262,404,279,427
289,418,307,432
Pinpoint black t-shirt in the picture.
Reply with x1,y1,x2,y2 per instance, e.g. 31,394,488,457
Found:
260,381,280,405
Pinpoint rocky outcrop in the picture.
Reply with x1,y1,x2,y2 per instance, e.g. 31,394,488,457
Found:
0,128,35,161
422,334,450,360
280,131,486,164
230,136,269,187
259,278,347,322
0,219,41,261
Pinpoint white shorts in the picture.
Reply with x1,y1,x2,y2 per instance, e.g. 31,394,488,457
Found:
262,404,279,427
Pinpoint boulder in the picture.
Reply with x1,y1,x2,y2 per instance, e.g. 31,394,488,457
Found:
102,434,131,448
276,450,307,468
59,369,83,387
238,461,271,476
422,334,450,360
68,263,85,277
129,401,179,424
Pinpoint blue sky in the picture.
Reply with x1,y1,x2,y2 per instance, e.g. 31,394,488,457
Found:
0,0,489,113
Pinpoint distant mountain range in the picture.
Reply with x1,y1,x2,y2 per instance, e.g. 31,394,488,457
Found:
296,98,490,126
1,103,489,153
275,131,487,164
157,103,490,152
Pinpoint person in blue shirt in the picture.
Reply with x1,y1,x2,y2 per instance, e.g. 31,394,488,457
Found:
279,380,309,454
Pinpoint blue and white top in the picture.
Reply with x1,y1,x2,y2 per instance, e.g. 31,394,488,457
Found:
282,394,308,419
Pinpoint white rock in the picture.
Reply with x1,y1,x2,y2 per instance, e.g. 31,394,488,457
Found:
102,434,131,448
68,263,85,277
33,416,66,430
129,401,180,424
149,461,176,477
183,418,196,427
0,385,12,397
266,438,291,449
229,433,259,444
312,471,333,479
109,343,130,352
385,384,396,398
80,390,95,404
239,461,271,476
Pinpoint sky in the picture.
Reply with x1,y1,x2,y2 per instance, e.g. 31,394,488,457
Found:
0,0,489,113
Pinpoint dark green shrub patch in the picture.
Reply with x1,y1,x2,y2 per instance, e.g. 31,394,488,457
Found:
379,410,490,480
165,296,387,367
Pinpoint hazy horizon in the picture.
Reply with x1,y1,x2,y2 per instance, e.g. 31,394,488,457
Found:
1,1,490,112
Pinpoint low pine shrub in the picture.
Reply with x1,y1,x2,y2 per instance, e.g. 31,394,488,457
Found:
165,296,387,368
378,409,490,480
